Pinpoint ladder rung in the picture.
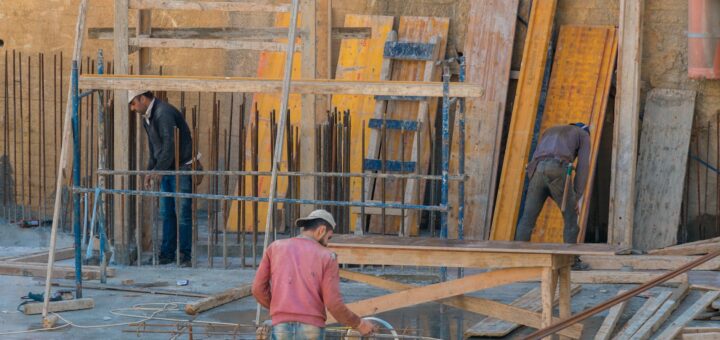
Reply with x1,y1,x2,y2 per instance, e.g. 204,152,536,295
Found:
384,42,436,61
363,159,416,172
351,205,406,216
374,95,428,102
368,119,418,131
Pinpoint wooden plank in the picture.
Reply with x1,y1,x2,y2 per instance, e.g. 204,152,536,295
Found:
330,15,394,233
8,248,75,263
22,298,95,315
367,16,449,235
0,262,115,280
633,89,697,250
608,0,644,248
113,0,131,263
683,333,720,340
329,235,625,255
490,0,557,241
185,284,253,315
340,270,583,339
79,75,484,98
531,25,618,243
129,0,291,12
648,237,720,256
632,283,690,340
541,267,557,335
612,290,672,339
684,327,720,334
654,291,720,340
466,285,582,338
449,0,519,240
51,280,209,298
559,266,572,340
333,247,554,268
570,271,687,285
580,255,720,271
326,267,542,324
594,290,629,340
299,0,317,218
131,37,302,52
89,27,371,40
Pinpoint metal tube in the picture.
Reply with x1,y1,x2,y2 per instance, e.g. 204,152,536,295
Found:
174,127,180,267
27,55,32,218
439,64,450,282
191,108,198,268
3,50,8,218
71,61,83,297
12,50,17,221
96,50,107,283
18,53,25,220
457,56,466,279
360,120,366,234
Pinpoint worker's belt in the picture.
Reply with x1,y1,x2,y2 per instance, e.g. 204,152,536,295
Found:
536,156,571,165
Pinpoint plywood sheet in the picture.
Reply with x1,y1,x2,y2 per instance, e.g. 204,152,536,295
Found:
490,0,557,241
367,16,449,235
531,25,618,243
633,88,696,250
330,15,394,232
226,13,303,232
448,0,520,240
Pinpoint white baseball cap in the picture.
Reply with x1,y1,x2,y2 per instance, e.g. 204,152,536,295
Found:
128,90,149,104
295,209,336,229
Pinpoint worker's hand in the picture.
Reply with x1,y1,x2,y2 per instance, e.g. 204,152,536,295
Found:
356,319,376,336
144,175,154,190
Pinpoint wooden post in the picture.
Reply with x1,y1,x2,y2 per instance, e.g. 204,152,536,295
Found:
136,8,151,264
558,266,571,340
42,0,89,322
540,267,557,340
608,0,644,248
114,0,131,263
299,0,316,216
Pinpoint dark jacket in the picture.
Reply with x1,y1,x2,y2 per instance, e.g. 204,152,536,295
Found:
142,99,193,171
526,125,591,196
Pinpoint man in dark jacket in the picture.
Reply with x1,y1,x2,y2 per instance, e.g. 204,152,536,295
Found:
516,123,590,244
129,90,194,266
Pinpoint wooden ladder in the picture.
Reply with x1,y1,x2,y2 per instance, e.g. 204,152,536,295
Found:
353,32,442,236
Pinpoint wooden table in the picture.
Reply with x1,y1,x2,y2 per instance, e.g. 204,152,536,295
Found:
328,235,625,339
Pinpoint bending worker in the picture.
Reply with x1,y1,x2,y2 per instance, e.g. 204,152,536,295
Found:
129,90,195,266
516,123,590,243
252,209,375,339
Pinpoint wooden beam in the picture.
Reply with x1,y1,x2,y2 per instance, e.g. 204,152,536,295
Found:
339,270,583,338
654,291,720,339
632,283,689,340
648,237,720,255
184,284,253,315
88,27,371,41
22,298,95,315
593,290,628,340
328,267,542,324
8,248,75,263
114,0,131,264
51,280,208,298
490,0,557,241
580,255,720,271
612,290,672,339
333,247,553,268
131,37,302,52
79,75,485,97
129,0,291,12
0,262,115,280
299,0,317,216
608,0,644,248
569,270,687,285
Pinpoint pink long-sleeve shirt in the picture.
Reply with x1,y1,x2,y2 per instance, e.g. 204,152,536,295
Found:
252,237,361,328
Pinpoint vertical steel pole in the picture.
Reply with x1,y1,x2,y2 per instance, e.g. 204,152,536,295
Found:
439,64,450,282
256,0,300,326
71,61,83,297
96,50,108,283
457,56,466,279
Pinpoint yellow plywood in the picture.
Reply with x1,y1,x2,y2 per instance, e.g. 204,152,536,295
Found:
226,13,302,232
331,15,394,232
490,0,557,241
530,25,617,243
368,16,449,235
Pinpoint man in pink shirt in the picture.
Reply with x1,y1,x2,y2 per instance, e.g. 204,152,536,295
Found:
252,209,375,339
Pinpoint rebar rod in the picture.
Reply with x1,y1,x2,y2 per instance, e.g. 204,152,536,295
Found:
18,52,25,220
174,127,180,267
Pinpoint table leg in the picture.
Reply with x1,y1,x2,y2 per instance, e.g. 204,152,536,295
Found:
541,267,558,340
558,265,571,340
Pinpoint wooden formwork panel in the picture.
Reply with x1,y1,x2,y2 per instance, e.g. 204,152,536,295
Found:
531,25,617,243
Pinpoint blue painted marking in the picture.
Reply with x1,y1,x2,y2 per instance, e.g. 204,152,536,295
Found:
368,119,418,131
363,159,416,172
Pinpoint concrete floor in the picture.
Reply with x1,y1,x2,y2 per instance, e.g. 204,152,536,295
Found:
1,220,718,339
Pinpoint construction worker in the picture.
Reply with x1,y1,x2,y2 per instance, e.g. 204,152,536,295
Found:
516,123,590,244
252,209,376,339
129,90,195,266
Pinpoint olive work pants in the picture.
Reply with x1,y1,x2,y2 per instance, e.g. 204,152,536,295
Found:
515,159,579,243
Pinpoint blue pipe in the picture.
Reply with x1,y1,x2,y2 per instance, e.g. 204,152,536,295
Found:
457,56,466,279
71,61,82,297
439,64,451,282
96,50,107,283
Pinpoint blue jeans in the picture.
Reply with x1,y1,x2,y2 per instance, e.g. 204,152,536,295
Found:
159,174,192,260
272,322,325,340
